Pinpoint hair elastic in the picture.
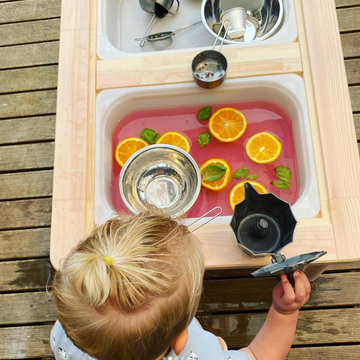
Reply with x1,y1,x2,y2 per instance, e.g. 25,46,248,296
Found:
105,257,113,267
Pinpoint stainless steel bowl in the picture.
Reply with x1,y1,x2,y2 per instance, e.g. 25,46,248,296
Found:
201,0,284,44
119,144,201,217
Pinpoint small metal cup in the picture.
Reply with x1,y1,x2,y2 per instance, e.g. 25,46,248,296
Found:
221,7,247,39
191,20,230,89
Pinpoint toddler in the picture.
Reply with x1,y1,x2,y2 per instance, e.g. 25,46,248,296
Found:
51,209,310,360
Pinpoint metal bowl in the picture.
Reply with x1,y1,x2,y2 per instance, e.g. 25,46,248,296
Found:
201,0,284,44
119,144,201,217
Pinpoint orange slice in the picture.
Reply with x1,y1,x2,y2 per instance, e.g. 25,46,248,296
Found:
199,158,232,192
115,137,149,167
245,132,282,164
208,107,247,142
156,131,191,153
229,181,268,210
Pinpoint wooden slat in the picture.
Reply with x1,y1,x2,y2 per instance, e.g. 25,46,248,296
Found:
0,325,54,359
0,18,60,46
0,66,58,94
0,292,56,325
336,0,360,6
0,0,61,24
288,345,360,360
198,308,360,349
0,198,51,230
341,32,360,57
337,6,360,32
350,86,360,111
0,259,52,292
0,228,50,260
0,41,59,69
96,43,302,90
199,272,360,314
345,58,360,85
0,90,57,119
0,170,53,200
0,143,54,172
354,114,360,140
0,116,55,145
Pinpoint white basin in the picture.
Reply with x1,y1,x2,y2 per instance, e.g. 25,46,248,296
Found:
97,0,298,59
95,74,320,227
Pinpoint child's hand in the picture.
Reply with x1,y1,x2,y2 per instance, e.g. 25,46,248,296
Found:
272,271,311,315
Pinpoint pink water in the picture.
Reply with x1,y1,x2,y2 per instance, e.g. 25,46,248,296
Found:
111,100,300,218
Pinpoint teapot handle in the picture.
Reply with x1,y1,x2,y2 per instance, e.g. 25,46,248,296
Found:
168,0,180,15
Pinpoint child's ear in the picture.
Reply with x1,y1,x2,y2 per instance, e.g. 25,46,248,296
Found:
171,329,188,356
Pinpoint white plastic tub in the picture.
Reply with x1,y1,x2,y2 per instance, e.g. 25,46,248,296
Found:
97,0,298,59
95,74,320,226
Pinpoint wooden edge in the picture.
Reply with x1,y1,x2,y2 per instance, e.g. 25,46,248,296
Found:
294,0,332,225
50,0,92,269
85,0,97,237
96,42,302,90
300,0,360,260
198,223,336,269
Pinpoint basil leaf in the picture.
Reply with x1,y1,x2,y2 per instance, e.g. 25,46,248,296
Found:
140,128,160,144
245,174,258,180
232,168,250,179
275,165,291,183
271,180,290,190
197,132,211,148
203,164,227,182
197,106,212,121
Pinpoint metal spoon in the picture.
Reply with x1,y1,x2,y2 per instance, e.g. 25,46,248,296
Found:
135,20,202,51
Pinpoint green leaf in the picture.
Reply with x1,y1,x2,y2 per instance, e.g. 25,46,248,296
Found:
232,168,250,179
275,165,291,183
197,132,211,148
140,128,160,144
197,106,212,121
245,174,258,180
203,164,227,182
271,180,291,190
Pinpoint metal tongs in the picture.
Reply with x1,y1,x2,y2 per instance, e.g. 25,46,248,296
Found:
188,206,223,233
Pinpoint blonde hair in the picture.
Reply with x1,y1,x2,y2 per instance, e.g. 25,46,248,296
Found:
53,209,204,360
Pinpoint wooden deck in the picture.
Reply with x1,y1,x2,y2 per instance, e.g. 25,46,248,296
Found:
0,0,359,358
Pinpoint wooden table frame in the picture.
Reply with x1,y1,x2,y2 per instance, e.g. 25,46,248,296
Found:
50,0,360,271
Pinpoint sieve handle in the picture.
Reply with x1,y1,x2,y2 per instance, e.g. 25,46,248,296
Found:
140,15,157,47
212,19,231,52
188,206,223,233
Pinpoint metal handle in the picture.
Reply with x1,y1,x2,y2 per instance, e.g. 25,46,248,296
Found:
167,0,180,15
140,15,157,47
212,19,231,52
188,206,223,233
174,20,202,35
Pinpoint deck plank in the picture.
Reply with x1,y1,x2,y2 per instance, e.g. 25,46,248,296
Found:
0,90,57,119
0,42,59,69
345,58,360,84
0,292,56,325
199,273,360,314
0,259,52,292
337,6,360,32
336,0,360,7
0,0,61,25
0,18,60,46
288,345,360,360
341,32,360,57
0,170,53,200
0,228,50,260
0,66,58,94
0,143,54,172
198,308,360,348
0,325,54,360
0,116,55,145
350,86,360,112
0,198,52,230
